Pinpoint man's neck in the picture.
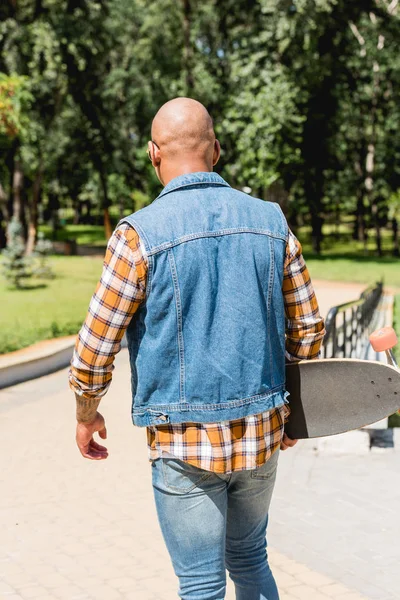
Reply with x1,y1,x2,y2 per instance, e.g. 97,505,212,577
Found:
160,162,212,186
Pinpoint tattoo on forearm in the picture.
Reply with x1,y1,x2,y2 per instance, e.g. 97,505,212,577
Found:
75,394,101,423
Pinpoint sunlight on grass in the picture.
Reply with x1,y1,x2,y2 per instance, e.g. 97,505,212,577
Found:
1,220,400,353
0,256,103,354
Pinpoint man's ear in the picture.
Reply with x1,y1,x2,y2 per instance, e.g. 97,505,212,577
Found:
213,139,221,166
148,141,161,166
153,142,161,166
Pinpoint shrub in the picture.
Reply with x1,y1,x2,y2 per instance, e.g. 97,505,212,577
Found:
33,232,54,279
1,219,32,289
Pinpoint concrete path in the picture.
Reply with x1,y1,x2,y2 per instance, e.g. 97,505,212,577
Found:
312,280,367,320
0,279,397,600
1,353,397,600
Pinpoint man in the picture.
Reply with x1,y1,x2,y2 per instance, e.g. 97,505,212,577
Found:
69,97,325,600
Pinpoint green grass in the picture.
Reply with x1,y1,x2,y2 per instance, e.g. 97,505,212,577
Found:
304,255,400,288
39,224,107,246
394,295,400,363
388,294,400,428
0,255,103,354
1,219,400,354
297,223,400,288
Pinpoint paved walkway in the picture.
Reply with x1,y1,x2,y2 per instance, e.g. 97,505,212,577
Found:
0,280,398,600
312,280,367,320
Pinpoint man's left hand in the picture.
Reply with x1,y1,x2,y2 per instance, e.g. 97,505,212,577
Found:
280,433,298,451
76,412,108,460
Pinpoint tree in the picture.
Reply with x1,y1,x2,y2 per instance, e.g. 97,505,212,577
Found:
1,218,32,288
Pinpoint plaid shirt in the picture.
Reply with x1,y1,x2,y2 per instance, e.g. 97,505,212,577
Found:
69,221,325,473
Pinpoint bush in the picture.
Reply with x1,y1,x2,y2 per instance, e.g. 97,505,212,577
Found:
33,232,54,279
1,219,32,288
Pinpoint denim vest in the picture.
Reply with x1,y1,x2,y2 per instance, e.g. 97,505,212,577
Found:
118,172,288,427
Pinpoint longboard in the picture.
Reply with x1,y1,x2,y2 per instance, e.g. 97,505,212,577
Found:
284,358,400,439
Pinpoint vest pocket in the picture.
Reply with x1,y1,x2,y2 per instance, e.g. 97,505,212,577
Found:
162,457,212,493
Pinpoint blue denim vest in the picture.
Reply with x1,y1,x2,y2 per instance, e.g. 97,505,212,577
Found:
118,172,288,427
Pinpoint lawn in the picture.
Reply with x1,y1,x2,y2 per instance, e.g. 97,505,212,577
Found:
39,224,107,246
0,255,103,354
394,294,400,362
388,294,400,427
304,255,400,289
299,223,400,289
1,220,400,354
39,222,400,287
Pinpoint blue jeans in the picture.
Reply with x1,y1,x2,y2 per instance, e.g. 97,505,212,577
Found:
151,449,280,600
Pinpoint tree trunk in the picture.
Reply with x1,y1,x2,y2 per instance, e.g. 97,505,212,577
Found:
375,222,382,257
353,190,366,243
103,207,112,240
182,0,194,95
12,158,27,240
73,195,81,225
26,168,43,255
99,168,113,240
371,202,382,257
311,213,323,254
364,141,376,254
48,193,60,240
0,208,6,249
0,184,7,249
335,204,340,240
392,217,399,257
85,200,92,223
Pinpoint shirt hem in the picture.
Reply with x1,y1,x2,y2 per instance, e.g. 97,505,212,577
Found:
132,388,287,427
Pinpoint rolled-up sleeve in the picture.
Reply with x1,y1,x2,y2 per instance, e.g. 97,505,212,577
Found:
283,230,325,361
68,224,147,402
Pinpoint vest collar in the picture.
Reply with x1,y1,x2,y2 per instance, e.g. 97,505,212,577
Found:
157,171,230,199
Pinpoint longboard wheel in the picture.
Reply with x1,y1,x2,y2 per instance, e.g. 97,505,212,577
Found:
369,327,398,352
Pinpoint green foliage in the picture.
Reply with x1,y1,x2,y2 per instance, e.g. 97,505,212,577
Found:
0,255,103,354
33,232,54,279
388,294,400,427
1,221,55,288
1,0,400,255
39,224,107,246
0,73,32,139
392,295,400,366
1,219,32,288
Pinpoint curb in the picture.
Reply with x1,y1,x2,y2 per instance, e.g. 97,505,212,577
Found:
0,335,128,390
0,343,75,390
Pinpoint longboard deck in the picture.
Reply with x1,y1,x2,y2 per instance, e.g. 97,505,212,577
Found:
284,359,400,439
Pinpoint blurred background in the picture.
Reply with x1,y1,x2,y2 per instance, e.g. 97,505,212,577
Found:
0,0,399,356
1,4,400,600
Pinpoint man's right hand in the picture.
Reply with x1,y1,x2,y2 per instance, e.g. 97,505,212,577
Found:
76,412,108,460
280,433,298,451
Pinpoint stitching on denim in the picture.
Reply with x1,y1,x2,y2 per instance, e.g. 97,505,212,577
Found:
118,217,151,250
132,386,285,415
156,180,229,200
148,228,287,256
118,217,154,299
168,249,186,402
271,202,288,240
268,236,275,387
161,460,212,493
250,453,279,479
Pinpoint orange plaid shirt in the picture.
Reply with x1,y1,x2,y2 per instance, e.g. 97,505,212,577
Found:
69,222,325,473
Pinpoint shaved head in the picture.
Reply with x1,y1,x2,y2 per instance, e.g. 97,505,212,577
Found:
151,97,215,158
148,97,220,185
